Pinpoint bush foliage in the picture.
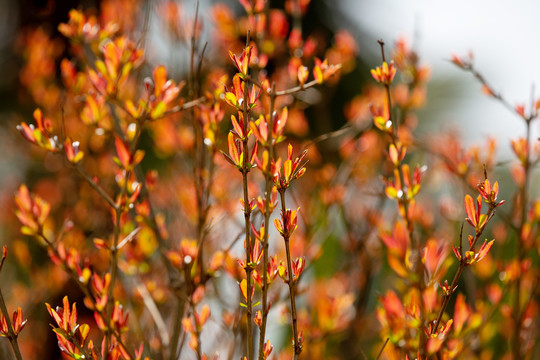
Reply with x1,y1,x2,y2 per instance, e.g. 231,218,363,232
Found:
1,1,537,360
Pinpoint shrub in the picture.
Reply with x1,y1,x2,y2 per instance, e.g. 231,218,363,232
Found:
0,1,536,360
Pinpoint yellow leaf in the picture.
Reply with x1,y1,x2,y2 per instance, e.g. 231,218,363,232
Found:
239,279,247,301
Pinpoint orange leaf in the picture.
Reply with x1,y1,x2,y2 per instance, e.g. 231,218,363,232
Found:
454,294,470,334
313,65,323,84
297,65,308,86
464,194,477,227
115,136,131,169
198,304,211,326
228,132,241,166
153,65,167,97
476,239,494,262
239,279,248,302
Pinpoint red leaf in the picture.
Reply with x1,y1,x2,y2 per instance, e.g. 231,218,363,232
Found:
114,136,131,169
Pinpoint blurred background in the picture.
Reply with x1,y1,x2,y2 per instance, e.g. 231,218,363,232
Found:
1,0,539,185
340,0,540,154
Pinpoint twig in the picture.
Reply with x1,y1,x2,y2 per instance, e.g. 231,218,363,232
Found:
377,40,397,137
257,83,276,360
135,277,170,347
376,338,390,360
238,32,255,360
75,165,117,210
279,190,301,359
376,39,424,350
430,204,498,335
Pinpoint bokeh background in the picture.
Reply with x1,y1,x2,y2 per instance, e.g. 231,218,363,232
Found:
2,0,539,191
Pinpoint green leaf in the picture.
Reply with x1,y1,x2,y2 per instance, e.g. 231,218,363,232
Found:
150,101,167,119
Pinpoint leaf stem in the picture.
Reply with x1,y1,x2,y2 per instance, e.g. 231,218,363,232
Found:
257,83,276,360
431,203,497,335
279,190,301,359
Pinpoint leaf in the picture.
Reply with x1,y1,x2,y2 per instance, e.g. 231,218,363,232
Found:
283,160,292,183
239,279,248,302
231,115,244,138
313,65,323,84
46,303,62,328
452,245,461,261
464,194,477,227
182,317,194,333
131,150,145,167
388,144,399,165
124,100,140,118
476,239,494,262
17,122,36,143
274,218,283,235
385,186,398,199
153,65,167,97
454,294,470,334
387,254,408,278
198,304,211,326
297,65,308,86
93,238,108,249
227,132,241,167
95,60,108,78
225,92,238,108
114,136,131,169
478,213,487,229
150,101,167,119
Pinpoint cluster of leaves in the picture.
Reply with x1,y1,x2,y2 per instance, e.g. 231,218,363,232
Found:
3,1,540,360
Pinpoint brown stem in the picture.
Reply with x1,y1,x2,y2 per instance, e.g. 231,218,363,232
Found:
103,117,143,352
169,298,186,360
377,40,397,137
257,84,276,360
511,86,537,359
104,200,124,354
512,118,532,360
375,338,390,360
189,6,211,287
462,64,515,115
105,110,143,354
431,204,497,335
188,5,204,360
186,275,203,360
274,79,320,97
75,165,117,210
242,143,254,360
240,32,254,360
72,150,122,357
376,41,424,350
279,190,301,358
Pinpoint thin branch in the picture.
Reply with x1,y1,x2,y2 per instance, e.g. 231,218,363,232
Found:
135,277,170,347
375,338,390,360
278,190,301,359
75,164,117,210
257,83,276,360
430,203,499,335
